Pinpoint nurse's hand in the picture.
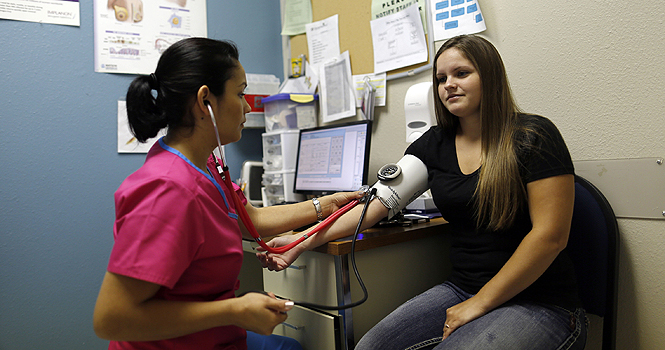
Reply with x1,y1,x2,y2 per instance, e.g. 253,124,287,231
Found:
234,291,293,335
319,190,365,218
256,235,305,271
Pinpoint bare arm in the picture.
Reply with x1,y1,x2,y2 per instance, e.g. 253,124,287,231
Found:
238,191,364,239
257,198,389,271
93,272,292,341
442,174,575,339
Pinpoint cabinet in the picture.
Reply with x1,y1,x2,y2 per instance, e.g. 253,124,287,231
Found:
261,129,304,205
264,252,342,350
262,170,303,206
246,218,452,350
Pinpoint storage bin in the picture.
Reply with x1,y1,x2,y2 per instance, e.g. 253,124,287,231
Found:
262,93,318,132
261,170,304,205
262,130,300,172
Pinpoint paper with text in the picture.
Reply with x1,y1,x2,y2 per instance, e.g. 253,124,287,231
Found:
353,73,387,108
305,14,340,74
281,0,312,36
430,0,486,41
370,4,428,74
320,51,357,123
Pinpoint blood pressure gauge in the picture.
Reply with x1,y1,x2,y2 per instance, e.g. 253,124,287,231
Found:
377,163,402,181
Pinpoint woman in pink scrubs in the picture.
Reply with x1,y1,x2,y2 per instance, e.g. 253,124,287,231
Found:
93,37,361,350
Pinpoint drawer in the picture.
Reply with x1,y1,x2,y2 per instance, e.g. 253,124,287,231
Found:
263,194,286,206
262,130,300,171
263,155,284,171
274,305,341,350
261,171,304,205
264,183,285,196
263,250,338,306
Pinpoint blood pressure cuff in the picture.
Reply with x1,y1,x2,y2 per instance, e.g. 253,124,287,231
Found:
371,154,429,219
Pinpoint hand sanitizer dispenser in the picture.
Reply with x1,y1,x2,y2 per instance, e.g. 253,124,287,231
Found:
404,82,436,143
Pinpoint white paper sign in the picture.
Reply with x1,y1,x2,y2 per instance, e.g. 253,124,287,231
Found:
0,0,80,27
305,14,340,73
430,0,486,41
319,51,357,123
370,4,428,74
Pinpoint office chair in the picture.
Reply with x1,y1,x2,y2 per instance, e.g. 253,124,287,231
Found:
566,175,620,350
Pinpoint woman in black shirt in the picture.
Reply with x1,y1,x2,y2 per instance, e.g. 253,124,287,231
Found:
261,35,587,350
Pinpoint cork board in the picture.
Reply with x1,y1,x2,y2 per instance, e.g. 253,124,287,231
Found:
289,0,432,78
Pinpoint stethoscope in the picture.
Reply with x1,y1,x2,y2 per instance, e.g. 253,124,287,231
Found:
206,102,374,310
205,102,370,254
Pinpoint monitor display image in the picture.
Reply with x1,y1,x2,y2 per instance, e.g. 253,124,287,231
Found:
294,120,372,196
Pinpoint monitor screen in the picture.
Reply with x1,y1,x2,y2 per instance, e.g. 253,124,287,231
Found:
294,120,372,196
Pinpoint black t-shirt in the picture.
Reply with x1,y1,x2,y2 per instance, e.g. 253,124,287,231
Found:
406,114,581,310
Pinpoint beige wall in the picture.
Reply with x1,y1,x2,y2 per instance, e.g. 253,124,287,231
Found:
285,1,665,348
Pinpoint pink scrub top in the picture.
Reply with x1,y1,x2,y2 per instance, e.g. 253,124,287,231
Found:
107,138,248,350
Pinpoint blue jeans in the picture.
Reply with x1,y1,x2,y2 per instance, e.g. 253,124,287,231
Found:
246,331,303,350
355,282,587,350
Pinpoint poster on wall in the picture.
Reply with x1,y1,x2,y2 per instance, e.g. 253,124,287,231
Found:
117,100,165,153
0,0,80,26
94,0,207,74
429,0,485,41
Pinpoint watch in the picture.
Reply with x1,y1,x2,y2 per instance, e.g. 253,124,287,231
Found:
312,197,323,222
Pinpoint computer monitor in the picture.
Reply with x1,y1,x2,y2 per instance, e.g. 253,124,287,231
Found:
294,120,372,196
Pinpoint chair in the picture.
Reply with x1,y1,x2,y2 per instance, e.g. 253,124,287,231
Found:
566,175,620,350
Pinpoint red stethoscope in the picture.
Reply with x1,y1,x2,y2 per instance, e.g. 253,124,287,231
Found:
213,155,363,254
207,102,375,310
207,102,365,254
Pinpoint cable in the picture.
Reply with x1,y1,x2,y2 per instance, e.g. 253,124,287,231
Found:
235,188,376,311
293,188,376,311
207,103,372,309
216,155,361,254
207,104,362,254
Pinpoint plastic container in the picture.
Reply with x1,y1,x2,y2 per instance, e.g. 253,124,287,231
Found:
261,170,305,206
262,130,300,172
262,93,318,132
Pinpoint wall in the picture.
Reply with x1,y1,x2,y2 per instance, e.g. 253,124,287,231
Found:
0,1,281,349
362,1,665,349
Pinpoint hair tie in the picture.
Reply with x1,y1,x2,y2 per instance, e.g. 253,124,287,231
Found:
149,73,159,90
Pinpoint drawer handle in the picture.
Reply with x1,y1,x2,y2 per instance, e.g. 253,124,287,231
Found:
282,322,305,331
287,264,307,270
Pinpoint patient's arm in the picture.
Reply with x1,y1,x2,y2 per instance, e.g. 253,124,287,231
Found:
257,198,388,271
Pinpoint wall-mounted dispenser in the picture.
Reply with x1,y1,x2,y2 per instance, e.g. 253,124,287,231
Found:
404,81,436,143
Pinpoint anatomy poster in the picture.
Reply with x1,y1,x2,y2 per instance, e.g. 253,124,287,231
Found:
94,0,207,74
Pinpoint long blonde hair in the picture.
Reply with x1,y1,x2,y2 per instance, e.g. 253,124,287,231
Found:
432,35,531,230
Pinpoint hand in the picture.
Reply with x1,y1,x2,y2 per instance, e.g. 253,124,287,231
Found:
233,292,293,335
442,297,489,341
256,235,306,271
321,191,365,217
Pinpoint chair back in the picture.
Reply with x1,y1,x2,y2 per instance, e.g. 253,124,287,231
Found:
566,175,619,350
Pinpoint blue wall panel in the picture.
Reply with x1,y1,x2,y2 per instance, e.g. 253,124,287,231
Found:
0,2,282,348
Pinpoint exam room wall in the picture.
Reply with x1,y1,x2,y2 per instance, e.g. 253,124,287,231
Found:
361,1,665,349
0,2,281,349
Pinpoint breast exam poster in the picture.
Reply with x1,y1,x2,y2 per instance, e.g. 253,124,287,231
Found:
94,0,207,74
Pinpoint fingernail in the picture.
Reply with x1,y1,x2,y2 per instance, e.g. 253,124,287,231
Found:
284,301,294,310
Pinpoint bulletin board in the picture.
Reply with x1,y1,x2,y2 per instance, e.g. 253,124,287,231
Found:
289,0,434,79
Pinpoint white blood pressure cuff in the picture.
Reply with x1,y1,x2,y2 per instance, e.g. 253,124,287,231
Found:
371,154,429,219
